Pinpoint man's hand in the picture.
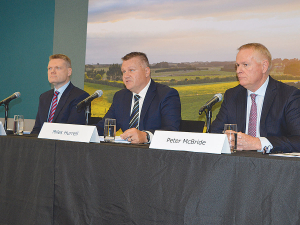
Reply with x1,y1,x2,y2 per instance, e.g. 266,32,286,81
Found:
120,128,147,144
236,132,262,150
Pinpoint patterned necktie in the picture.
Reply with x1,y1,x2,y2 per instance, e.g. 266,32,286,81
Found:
48,91,59,123
129,94,141,129
248,94,257,137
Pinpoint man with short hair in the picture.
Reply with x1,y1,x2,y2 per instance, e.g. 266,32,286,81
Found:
211,43,300,153
95,52,181,144
31,54,89,134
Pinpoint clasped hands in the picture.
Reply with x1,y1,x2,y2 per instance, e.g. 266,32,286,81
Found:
120,128,148,144
224,130,262,151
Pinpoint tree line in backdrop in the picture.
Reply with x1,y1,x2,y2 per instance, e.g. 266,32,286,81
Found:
85,58,300,88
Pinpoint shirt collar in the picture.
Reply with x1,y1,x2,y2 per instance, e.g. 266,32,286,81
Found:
54,81,70,94
132,79,151,99
247,76,269,97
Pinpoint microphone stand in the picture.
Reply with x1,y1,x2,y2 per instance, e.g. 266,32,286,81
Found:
4,103,9,131
200,106,212,133
1,103,13,134
85,105,90,125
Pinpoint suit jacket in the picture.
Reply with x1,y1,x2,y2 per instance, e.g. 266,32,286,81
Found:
96,79,181,135
31,82,90,134
210,76,300,153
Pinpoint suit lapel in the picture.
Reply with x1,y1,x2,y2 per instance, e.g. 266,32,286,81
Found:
123,90,133,129
44,91,55,122
260,77,277,136
140,80,156,131
53,83,73,122
236,87,247,133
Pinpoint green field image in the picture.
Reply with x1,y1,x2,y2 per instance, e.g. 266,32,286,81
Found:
84,80,239,119
84,64,300,132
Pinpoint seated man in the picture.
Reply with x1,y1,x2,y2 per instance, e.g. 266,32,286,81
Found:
31,54,89,134
210,43,300,153
95,52,181,143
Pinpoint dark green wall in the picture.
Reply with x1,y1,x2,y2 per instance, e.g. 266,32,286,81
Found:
0,0,89,120
0,0,55,119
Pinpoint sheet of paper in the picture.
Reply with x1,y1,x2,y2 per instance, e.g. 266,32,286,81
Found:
99,136,130,144
270,153,300,158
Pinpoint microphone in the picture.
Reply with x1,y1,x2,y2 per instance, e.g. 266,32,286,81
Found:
0,92,21,106
199,93,222,114
76,90,103,109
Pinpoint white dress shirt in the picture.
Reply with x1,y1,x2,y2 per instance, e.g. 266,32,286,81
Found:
130,80,152,142
245,77,273,152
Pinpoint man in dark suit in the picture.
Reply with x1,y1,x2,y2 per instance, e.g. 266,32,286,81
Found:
31,54,89,134
95,52,181,144
211,43,300,153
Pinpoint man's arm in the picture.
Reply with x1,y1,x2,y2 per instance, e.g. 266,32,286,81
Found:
31,106,42,134
95,98,118,136
159,88,181,132
266,89,300,153
210,92,230,134
120,128,148,143
66,92,90,125
31,93,48,134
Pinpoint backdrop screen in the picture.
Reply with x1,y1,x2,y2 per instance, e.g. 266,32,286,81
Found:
84,0,300,123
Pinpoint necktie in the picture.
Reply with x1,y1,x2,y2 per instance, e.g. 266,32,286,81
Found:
129,94,141,129
48,91,59,123
248,94,257,137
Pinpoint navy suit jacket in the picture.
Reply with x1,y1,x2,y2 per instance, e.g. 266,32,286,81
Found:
96,79,181,135
211,76,300,153
31,82,90,134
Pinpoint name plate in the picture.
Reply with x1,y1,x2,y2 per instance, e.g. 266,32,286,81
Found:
38,122,100,143
0,121,6,136
150,130,230,154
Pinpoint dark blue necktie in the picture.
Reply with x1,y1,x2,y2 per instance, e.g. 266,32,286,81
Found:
129,94,141,129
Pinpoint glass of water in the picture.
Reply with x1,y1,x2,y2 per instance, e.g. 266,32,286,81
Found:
104,118,116,142
14,115,24,135
224,124,237,153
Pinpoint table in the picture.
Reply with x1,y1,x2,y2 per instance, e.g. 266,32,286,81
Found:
1,135,300,224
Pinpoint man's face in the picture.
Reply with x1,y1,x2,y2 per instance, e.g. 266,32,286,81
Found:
236,48,269,92
122,57,150,94
48,59,72,89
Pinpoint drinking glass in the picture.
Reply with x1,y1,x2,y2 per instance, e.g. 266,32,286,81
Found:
224,124,237,153
104,118,116,142
14,115,24,135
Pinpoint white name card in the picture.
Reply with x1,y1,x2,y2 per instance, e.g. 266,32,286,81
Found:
0,121,6,136
38,122,100,143
150,130,230,154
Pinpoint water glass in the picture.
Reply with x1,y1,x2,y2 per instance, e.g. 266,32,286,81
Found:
224,124,237,153
104,118,116,142
14,115,24,135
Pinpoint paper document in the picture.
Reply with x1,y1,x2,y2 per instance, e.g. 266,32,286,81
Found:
99,136,130,144
270,153,300,158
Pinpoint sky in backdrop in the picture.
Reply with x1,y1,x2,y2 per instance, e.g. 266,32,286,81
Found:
85,0,300,64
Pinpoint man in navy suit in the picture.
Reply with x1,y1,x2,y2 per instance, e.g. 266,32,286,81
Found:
211,43,300,153
31,54,89,134
95,52,181,144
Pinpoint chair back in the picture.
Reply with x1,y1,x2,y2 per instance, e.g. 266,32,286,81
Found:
180,120,205,133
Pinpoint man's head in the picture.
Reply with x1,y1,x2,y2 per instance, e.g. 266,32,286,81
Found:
48,54,72,89
236,43,272,92
121,52,151,94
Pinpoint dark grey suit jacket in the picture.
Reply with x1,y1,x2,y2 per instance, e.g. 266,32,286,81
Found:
211,76,300,153
31,82,89,134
